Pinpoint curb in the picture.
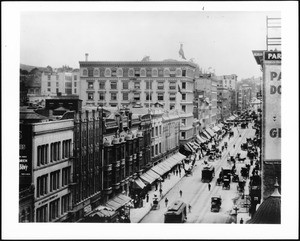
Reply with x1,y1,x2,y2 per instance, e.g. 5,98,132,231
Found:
137,170,187,223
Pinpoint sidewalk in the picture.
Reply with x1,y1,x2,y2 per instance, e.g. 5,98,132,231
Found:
130,166,187,223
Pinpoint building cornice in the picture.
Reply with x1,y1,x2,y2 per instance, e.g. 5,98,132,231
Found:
79,61,198,68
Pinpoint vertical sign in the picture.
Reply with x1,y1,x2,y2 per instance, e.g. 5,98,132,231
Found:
263,51,281,161
19,123,33,188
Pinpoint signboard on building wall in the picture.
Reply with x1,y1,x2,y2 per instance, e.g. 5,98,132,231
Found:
19,123,33,188
263,51,281,161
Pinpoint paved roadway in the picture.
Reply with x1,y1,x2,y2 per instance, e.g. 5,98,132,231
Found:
140,123,256,223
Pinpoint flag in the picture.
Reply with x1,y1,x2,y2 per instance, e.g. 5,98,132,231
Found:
178,85,182,95
179,44,186,60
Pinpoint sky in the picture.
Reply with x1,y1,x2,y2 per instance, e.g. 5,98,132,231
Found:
20,10,280,80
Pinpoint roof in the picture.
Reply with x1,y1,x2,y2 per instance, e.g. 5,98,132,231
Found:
20,108,48,121
247,179,281,224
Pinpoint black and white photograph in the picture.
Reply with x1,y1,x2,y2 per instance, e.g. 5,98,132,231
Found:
2,1,298,240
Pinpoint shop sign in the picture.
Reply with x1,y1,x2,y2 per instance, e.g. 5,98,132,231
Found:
263,56,281,161
19,124,32,187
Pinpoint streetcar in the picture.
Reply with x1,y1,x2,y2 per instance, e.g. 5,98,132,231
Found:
164,200,187,223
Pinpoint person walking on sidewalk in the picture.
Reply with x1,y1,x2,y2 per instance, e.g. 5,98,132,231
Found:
155,182,158,191
188,204,192,213
165,197,168,207
179,190,183,198
159,188,163,198
240,218,244,224
208,183,211,191
146,194,149,203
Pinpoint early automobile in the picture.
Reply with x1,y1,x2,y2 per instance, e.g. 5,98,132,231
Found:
222,177,231,190
211,196,222,212
201,164,215,182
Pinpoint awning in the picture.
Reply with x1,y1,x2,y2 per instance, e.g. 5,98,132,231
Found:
184,143,193,153
227,115,236,121
212,126,221,132
151,164,169,176
205,127,216,137
140,169,160,185
192,141,201,148
200,131,211,140
151,152,186,177
196,135,207,143
105,194,132,211
132,178,146,189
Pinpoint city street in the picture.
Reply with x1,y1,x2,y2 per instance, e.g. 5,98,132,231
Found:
140,124,256,223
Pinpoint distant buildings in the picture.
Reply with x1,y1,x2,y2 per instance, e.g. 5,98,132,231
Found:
41,70,80,96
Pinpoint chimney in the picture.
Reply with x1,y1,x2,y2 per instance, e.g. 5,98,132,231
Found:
85,53,89,61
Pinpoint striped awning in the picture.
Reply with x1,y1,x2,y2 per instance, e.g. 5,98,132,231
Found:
133,178,146,189
151,152,186,176
184,143,194,153
205,127,216,137
196,135,206,143
140,169,161,185
200,131,211,140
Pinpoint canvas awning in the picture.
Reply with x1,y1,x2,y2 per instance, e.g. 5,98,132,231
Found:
140,169,161,185
200,131,211,140
133,178,146,189
205,127,216,137
105,194,132,211
184,143,193,153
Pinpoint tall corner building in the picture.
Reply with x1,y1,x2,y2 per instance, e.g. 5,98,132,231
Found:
78,56,198,145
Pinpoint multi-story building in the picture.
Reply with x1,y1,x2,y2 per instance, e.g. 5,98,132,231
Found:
71,107,152,222
237,84,252,112
218,74,238,90
41,70,80,96
20,108,74,222
162,109,181,156
217,86,231,121
78,56,196,146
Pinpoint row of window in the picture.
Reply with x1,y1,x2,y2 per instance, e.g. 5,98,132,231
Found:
37,139,72,167
87,80,186,90
36,193,71,222
87,92,187,102
36,167,71,198
151,142,162,157
47,75,78,81
151,126,162,137
82,68,188,78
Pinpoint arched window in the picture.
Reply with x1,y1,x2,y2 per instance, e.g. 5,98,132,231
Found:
152,68,158,77
117,68,123,77
176,68,182,77
93,68,100,77
164,68,170,77
104,68,111,77
128,68,134,77
140,68,146,77
82,69,88,76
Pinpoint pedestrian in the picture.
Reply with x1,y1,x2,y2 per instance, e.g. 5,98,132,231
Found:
208,183,211,191
155,182,158,191
165,197,168,207
240,218,244,224
188,204,192,213
233,144,235,149
179,170,181,177
159,188,163,197
179,190,183,198
175,169,178,176
146,193,149,203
